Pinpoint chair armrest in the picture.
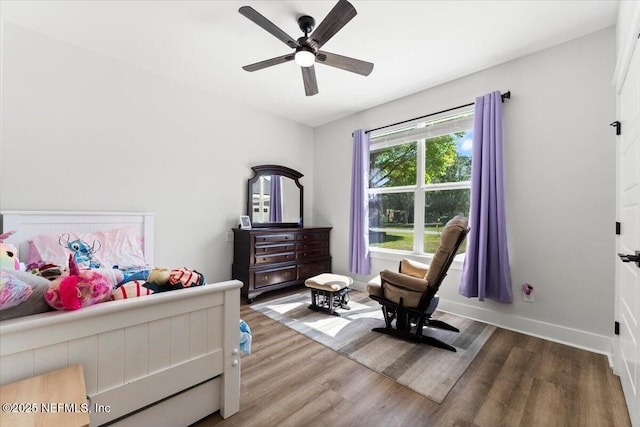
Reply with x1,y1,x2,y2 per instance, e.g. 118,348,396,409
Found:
381,270,428,292
380,270,428,308
367,275,383,298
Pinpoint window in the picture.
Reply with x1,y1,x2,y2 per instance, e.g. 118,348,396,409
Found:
252,176,272,222
368,109,473,254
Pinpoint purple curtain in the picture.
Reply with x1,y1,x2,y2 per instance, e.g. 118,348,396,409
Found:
349,129,371,275
459,91,512,303
269,175,283,222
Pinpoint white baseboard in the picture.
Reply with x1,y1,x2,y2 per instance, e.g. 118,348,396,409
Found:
351,280,614,366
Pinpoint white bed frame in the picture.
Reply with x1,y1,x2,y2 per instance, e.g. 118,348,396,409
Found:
0,211,242,426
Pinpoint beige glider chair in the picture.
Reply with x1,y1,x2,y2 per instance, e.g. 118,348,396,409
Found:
367,216,469,352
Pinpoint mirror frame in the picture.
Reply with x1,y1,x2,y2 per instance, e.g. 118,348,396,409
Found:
247,164,304,228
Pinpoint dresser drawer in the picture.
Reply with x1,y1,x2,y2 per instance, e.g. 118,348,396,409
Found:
298,259,331,279
297,231,330,242
253,266,297,288
296,247,330,260
254,233,296,244
297,240,328,251
255,243,296,256
254,251,296,265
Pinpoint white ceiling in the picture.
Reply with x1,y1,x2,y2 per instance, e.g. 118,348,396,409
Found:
1,0,619,127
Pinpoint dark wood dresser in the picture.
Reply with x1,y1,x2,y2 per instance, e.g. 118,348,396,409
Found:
232,227,332,303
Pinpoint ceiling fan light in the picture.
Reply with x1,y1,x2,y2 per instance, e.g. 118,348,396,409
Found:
294,49,316,67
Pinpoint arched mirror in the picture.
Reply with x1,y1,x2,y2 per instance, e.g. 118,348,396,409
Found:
247,165,303,228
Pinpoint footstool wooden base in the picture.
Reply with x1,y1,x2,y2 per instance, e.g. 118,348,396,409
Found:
305,273,353,316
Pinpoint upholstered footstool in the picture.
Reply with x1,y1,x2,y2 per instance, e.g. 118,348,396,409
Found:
305,273,353,316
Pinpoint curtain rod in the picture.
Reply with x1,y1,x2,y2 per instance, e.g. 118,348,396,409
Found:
363,90,511,135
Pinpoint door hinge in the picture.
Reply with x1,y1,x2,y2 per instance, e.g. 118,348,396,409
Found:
610,121,621,135
616,222,621,235
615,321,620,335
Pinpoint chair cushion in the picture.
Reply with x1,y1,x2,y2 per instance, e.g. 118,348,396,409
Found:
399,258,429,278
425,216,468,287
305,273,352,291
380,269,427,308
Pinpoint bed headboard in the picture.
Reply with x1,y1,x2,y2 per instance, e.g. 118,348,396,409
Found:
0,211,155,266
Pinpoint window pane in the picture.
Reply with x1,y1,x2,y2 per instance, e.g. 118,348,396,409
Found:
424,189,470,253
370,142,417,188
425,130,472,184
369,193,414,251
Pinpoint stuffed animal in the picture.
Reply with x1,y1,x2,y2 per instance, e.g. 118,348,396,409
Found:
147,267,171,285
169,267,205,288
29,263,67,281
143,267,204,293
0,231,20,271
111,280,153,300
0,270,32,310
45,255,112,311
58,233,101,269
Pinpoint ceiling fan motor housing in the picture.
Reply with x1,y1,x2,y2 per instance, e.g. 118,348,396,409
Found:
297,15,315,35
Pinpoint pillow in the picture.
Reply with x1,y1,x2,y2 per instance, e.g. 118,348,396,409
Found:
29,226,147,270
0,269,54,320
399,258,429,279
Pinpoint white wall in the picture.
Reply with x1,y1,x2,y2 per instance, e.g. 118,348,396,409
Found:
1,20,619,358
314,28,617,357
0,22,314,283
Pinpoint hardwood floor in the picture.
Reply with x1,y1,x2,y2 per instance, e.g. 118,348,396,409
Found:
194,291,631,427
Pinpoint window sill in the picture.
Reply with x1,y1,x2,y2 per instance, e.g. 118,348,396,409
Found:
369,247,465,271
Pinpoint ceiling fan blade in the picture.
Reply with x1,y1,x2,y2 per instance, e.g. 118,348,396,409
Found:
308,0,357,49
239,6,300,49
316,51,373,76
301,66,319,96
242,54,294,72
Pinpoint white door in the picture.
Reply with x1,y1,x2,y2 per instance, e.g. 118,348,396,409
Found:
616,32,640,426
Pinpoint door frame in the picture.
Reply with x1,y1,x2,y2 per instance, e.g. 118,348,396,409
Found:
613,3,640,426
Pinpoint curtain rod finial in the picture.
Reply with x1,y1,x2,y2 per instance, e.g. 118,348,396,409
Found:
501,91,511,102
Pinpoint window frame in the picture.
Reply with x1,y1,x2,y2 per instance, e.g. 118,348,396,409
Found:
368,109,473,256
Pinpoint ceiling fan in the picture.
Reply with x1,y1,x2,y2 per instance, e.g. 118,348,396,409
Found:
239,0,374,96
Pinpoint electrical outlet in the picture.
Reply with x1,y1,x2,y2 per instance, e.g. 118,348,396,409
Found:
225,232,234,242
523,292,534,303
